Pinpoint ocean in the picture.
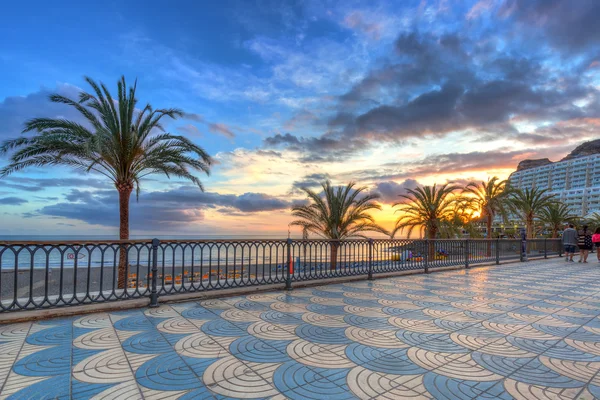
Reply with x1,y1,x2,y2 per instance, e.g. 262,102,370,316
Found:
0,234,330,270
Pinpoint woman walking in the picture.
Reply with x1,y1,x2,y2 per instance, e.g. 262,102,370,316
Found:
592,227,600,261
578,225,593,263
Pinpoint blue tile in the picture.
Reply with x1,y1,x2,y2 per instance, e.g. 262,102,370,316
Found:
136,353,202,391
510,358,584,387
544,340,600,361
343,315,395,330
423,372,501,400
306,304,347,316
14,345,71,376
273,360,325,391
295,324,351,344
122,331,172,354
180,306,219,320
113,314,153,331
26,325,72,346
7,374,71,400
260,310,303,324
201,319,245,337
229,336,291,363
471,352,532,377
71,379,115,400
505,336,559,354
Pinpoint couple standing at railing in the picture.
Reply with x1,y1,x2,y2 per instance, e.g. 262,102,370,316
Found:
562,224,600,263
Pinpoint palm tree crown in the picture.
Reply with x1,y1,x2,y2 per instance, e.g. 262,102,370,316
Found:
463,177,510,239
539,203,577,238
392,183,460,239
508,187,557,238
291,181,386,239
1,76,211,193
0,76,212,287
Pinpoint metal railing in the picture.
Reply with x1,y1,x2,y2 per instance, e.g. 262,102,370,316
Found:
0,238,563,313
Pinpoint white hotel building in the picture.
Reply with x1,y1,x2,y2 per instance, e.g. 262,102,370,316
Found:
508,154,600,217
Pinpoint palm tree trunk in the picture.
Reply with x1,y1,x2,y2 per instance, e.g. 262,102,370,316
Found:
526,216,533,239
117,182,133,289
526,215,534,256
428,228,437,260
486,214,493,257
330,241,339,271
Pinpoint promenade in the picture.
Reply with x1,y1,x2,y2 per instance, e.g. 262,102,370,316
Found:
1,258,600,399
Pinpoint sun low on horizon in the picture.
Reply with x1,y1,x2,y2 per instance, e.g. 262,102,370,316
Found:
0,0,599,238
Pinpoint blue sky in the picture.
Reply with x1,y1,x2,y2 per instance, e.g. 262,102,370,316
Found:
1,0,599,237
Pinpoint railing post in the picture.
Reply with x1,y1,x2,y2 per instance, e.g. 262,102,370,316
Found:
496,238,500,265
465,239,470,269
519,239,524,262
149,238,160,308
521,228,527,262
424,239,429,274
285,238,293,290
558,239,563,258
544,238,547,259
368,239,374,280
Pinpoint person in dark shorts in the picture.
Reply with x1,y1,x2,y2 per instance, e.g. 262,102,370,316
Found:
577,225,593,263
562,224,578,262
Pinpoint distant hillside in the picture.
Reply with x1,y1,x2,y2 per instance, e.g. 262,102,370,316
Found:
516,158,552,171
516,139,600,171
561,139,600,161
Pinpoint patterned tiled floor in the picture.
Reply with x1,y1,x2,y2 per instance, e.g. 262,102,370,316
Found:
2,259,600,399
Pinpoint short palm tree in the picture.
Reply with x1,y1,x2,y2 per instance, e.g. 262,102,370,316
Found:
291,181,386,270
0,76,212,288
508,188,557,239
392,183,459,239
463,177,510,240
539,203,577,238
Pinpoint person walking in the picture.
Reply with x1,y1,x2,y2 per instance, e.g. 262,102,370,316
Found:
592,227,600,262
562,224,578,262
577,225,593,263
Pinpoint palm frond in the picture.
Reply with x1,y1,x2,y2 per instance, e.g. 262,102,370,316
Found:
1,75,212,195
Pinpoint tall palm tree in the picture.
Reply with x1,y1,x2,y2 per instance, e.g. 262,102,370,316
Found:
539,203,577,238
392,183,459,239
0,76,212,288
508,188,557,239
463,177,510,240
291,181,386,270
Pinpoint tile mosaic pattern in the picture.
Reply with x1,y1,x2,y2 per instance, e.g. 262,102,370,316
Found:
1,258,600,399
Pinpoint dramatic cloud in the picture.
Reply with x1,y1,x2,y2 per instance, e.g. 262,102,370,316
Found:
0,196,28,205
0,177,112,192
372,179,420,204
30,186,296,230
3,1,600,236
271,19,598,158
498,0,600,51
263,132,368,162
344,148,546,182
0,84,83,142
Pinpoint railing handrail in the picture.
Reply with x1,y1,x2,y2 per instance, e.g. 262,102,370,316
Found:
0,237,562,245
0,237,564,313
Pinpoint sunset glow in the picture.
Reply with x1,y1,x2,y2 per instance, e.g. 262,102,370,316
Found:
1,0,599,237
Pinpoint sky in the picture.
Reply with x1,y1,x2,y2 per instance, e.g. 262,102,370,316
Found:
0,0,599,237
